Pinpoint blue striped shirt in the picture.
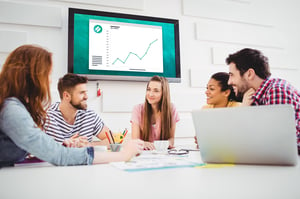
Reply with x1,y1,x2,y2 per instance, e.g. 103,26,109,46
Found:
44,102,104,143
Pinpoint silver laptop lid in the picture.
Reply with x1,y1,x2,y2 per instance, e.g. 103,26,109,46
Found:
192,104,298,166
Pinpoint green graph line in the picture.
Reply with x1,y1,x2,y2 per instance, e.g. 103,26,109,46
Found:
112,39,158,65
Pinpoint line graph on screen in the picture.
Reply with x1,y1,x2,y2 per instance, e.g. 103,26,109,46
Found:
112,38,158,65
89,19,163,73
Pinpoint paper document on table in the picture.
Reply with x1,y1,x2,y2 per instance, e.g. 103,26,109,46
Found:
110,151,203,171
195,164,235,168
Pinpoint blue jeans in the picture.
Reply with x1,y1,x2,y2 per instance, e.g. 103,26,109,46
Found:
0,132,27,167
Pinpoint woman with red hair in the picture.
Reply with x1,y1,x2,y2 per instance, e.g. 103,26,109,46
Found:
0,45,143,167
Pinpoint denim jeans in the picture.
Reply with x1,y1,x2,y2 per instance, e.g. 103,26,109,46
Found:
0,132,27,167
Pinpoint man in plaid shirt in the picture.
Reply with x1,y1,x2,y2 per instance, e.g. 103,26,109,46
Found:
226,48,300,154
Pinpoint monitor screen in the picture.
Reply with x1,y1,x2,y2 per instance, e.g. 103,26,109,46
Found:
68,8,181,82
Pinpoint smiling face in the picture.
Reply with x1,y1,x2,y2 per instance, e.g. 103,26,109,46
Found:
146,81,162,106
69,83,88,110
228,62,250,98
205,78,229,107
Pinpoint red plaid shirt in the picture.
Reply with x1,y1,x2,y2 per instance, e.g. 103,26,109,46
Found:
251,77,300,152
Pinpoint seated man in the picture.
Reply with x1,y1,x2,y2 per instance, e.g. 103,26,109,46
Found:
44,73,109,147
226,48,300,154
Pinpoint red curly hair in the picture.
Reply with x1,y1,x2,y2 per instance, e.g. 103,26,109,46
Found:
0,44,52,128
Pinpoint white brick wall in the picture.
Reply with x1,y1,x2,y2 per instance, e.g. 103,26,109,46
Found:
0,0,299,137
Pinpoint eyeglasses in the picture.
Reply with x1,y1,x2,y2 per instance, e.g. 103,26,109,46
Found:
168,149,189,155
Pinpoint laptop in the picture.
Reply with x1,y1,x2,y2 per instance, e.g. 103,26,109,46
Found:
192,104,298,166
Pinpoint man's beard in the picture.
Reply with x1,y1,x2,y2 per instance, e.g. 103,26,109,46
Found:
234,79,250,102
70,99,87,110
235,92,244,102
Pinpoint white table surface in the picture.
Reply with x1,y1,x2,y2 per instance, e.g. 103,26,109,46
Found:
1,138,300,199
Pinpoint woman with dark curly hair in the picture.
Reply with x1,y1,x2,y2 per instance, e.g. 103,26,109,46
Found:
202,72,241,109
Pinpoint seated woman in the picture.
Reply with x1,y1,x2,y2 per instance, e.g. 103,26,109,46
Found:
195,72,241,147
0,44,143,167
202,72,241,108
131,76,180,150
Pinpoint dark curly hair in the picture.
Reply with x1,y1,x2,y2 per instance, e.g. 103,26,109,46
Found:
211,72,239,102
226,48,271,79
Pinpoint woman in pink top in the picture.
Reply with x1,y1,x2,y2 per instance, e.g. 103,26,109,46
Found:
131,76,180,150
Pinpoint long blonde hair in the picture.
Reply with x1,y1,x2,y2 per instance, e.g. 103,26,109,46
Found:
141,76,173,141
0,44,52,128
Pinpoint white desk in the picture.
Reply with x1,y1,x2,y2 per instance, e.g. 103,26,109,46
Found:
1,138,300,199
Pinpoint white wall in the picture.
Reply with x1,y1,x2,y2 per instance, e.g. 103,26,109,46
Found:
0,0,299,137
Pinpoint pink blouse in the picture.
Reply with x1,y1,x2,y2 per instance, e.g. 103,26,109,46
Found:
130,103,180,142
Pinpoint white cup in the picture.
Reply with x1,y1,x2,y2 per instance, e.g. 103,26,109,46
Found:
154,140,169,152
93,146,107,152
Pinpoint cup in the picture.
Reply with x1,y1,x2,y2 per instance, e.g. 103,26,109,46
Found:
110,143,122,152
154,140,169,152
93,146,107,152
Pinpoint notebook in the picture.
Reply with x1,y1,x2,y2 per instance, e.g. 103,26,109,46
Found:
192,104,298,166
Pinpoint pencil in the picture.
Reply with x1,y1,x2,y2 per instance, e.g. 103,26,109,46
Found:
105,132,111,144
109,130,115,144
120,129,128,144
123,129,128,137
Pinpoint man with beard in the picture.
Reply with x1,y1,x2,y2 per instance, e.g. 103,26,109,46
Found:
226,48,300,154
44,73,110,147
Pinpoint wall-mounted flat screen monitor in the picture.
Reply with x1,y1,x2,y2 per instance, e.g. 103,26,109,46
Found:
68,8,181,82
